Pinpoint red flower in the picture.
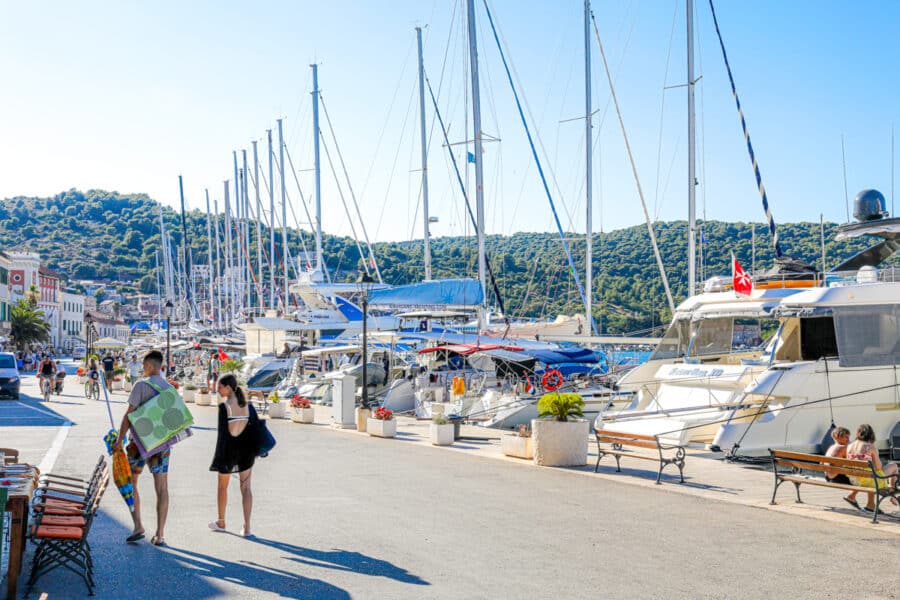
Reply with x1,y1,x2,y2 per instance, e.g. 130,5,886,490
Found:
373,407,393,421
290,396,311,409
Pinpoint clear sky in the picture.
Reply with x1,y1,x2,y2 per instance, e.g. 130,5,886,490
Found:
1,1,898,245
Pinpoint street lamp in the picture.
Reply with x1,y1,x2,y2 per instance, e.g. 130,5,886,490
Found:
84,313,93,363
165,300,174,377
355,272,375,409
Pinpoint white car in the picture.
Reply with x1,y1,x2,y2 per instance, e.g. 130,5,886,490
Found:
72,346,86,360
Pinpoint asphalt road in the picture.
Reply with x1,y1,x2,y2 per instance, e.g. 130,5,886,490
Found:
3,372,899,599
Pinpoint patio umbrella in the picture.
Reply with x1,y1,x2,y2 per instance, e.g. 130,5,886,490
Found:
94,337,127,349
100,372,134,512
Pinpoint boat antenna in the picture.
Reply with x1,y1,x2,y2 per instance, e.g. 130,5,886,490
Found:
708,0,782,258
841,134,850,222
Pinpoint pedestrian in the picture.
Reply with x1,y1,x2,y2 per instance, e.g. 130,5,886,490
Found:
113,350,174,546
208,352,220,391
126,354,143,385
101,352,116,391
846,423,899,513
208,373,259,537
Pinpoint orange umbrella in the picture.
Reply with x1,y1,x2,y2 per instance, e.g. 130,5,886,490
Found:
103,429,134,512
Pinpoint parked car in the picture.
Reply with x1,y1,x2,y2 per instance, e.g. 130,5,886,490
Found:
72,346,86,360
0,352,21,399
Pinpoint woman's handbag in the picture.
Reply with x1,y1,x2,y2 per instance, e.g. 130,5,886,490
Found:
257,418,276,458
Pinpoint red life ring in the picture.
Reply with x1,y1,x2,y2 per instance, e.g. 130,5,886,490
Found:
541,369,564,391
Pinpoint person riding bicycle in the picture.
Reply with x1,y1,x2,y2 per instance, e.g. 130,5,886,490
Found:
39,354,57,396
55,362,67,394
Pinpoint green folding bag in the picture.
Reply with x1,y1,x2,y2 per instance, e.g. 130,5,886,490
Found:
128,380,194,452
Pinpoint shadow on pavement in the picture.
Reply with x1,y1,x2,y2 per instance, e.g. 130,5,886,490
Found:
248,536,430,586
0,398,72,427
23,508,352,599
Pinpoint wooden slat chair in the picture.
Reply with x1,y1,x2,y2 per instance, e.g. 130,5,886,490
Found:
770,449,900,523
37,456,106,500
0,447,20,464
27,470,109,596
32,459,108,516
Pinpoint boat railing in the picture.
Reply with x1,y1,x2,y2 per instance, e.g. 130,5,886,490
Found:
753,265,900,288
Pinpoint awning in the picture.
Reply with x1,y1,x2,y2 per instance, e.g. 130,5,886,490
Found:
369,279,484,307
94,337,127,349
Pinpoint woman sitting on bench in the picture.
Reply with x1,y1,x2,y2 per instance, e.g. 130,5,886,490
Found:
846,423,899,513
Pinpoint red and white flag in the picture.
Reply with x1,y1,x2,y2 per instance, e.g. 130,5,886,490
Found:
732,252,753,297
218,347,230,361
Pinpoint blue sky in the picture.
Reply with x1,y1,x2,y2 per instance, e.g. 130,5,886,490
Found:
1,1,898,244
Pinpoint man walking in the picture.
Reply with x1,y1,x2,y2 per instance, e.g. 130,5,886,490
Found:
113,350,174,546
101,352,116,391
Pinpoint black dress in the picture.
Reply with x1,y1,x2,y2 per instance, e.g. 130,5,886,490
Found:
209,403,260,474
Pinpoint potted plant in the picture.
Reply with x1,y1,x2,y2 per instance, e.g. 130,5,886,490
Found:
290,395,315,423
123,372,134,392
367,406,397,438
76,366,86,385
531,393,589,467
112,367,127,390
182,383,197,403
195,387,212,406
429,414,455,446
267,390,286,419
501,424,534,459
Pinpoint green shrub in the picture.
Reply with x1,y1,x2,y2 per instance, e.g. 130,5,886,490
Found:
220,358,244,373
537,393,584,422
432,414,450,425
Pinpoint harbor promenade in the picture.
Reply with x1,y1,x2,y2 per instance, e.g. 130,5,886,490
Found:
2,370,899,599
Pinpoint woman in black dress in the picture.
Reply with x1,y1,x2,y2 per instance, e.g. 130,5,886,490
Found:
208,374,259,537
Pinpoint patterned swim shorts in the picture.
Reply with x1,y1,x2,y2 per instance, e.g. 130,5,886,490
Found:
126,441,171,475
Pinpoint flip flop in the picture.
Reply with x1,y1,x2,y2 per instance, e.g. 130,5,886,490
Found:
126,531,145,543
151,535,166,547
208,520,227,532
843,497,860,510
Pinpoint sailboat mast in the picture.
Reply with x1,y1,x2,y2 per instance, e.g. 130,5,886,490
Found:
242,149,251,310
311,64,324,275
466,0,487,317
214,198,223,332
224,181,233,330
233,152,243,316
687,0,697,297
278,118,288,311
584,0,593,334
205,188,214,327
253,140,263,312
268,129,275,309
155,250,162,325
416,26,432,281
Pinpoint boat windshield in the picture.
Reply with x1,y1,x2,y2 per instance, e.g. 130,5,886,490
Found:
650,316,774,361
649,319,691,360
833,304,900,367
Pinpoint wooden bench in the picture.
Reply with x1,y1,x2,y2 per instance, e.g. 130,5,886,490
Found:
770,449,900,523
594,429,686,484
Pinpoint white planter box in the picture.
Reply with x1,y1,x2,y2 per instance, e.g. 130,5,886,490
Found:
269,402,286,419
356,407,371,432
182,389,195,403
123,380,133,392
78,376,87,385
430,423,455,446
292,407,316,423
501,433,534,459
367,418,397,438
112,379,125,391
532,419,589,467
195,392,212,406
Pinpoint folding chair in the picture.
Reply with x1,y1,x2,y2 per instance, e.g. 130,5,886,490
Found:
27,472,109,596
33,458,107,510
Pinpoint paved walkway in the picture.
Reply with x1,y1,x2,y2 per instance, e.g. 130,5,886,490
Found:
2,373,899,599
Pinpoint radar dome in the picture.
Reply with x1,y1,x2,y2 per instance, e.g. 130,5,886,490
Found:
853,189,886,222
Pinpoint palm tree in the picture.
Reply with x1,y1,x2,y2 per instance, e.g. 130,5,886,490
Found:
10,299,50,350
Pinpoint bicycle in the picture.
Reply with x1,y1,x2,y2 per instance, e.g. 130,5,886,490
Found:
41,377,53,402
84,379,100,401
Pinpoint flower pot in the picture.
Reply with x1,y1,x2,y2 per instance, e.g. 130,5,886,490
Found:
195,391,212,406
501,433,534,459
531,418,589,467
123,380,133,392
112,379,125,391
430,423,455,446
356,407,371,432
292,407,316,423
182,389,195,403
367,417,397,438
269,401,286,419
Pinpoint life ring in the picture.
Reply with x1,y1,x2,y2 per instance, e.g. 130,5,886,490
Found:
541,369,564,391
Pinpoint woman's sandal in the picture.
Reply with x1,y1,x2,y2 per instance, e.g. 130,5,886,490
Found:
208,520,227,532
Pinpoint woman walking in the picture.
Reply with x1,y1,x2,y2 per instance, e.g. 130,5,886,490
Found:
208,374,259,537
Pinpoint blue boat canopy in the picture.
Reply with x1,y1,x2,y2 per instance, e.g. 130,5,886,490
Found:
523,347,601,365
368,278,484,307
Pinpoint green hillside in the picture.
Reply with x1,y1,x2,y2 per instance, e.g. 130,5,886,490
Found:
0,189,879,333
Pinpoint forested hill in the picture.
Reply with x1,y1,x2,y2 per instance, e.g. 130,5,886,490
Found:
0,189,877,333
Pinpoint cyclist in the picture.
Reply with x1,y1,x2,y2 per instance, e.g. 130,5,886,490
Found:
55,361,67,394
38,354,57,398
86,359,101,399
